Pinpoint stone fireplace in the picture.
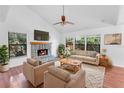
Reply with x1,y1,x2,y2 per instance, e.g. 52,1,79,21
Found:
30,42,51,57
30,42,54,62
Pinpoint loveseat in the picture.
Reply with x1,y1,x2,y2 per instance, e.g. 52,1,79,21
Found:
44,66,85,88
70,50,100,65
23,58,54,87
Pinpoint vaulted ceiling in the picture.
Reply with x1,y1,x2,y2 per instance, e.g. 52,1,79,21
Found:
1,5,124,32
27,5,120,32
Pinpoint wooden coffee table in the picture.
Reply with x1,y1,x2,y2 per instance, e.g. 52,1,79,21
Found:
60,58,82,73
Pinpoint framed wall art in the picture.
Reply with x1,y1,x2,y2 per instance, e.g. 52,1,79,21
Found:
8,32,27,58
104,33,122,45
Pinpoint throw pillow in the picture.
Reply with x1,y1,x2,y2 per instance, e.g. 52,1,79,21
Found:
27,58,39,66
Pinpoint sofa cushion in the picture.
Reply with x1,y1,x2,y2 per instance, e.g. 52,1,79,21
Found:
78,51,86,56
70,55,84,60
27,58,39,66
75,50,86,56
48,66,71,82
72,50,97,57
71,55,82,58
83,56,96,62
70,55,96,62
86,51,97,57
90,52,97,57
71,51,76,55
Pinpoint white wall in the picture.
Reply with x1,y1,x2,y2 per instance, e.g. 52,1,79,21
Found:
0,23,8,45
0,6,60,68
62,25,124,67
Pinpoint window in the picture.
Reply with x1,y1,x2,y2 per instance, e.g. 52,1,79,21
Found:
75,37,85,50
65,35,101,53
66,37,73,51
86,36,100,53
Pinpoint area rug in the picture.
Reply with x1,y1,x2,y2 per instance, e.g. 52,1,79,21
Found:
82,63,105,88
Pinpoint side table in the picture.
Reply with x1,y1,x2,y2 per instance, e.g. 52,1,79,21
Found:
99,55,112,68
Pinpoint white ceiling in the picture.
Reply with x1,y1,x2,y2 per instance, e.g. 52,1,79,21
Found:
0,5,124,32
0,6,10,22
27,5,120,32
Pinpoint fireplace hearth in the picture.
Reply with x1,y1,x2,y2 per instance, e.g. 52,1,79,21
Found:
38,49,48,56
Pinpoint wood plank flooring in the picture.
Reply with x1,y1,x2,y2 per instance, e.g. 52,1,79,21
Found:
104,66,124,88
0,65,124,88
0,66,34,88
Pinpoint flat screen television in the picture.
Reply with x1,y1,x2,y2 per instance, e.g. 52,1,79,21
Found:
34,30,49,41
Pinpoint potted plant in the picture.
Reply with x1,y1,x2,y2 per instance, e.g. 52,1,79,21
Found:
0,45,9,72
58,44,65,58
64,46,71,58
101,48,107,56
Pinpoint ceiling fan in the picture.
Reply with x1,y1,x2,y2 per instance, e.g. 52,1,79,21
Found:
53,5,74,26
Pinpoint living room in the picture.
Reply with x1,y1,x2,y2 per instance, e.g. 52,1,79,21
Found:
0,3,124,90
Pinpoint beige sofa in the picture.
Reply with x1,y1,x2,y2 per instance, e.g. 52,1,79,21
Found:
44,66,85,88
23,58,54,87
70,50,100,65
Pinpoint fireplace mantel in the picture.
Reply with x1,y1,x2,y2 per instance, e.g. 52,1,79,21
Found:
30,42,50,45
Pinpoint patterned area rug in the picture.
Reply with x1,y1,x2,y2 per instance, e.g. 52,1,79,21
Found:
82,63,105,88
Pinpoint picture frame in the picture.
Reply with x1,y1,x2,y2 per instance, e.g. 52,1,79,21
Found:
8,32,27,58
104,33,122,45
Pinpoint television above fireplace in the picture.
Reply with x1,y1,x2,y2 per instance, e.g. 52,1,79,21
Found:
34,30,49,41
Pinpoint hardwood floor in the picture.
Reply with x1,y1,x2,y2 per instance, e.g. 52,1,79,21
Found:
104,66,124,88
0,65,124,88
0,66,34,88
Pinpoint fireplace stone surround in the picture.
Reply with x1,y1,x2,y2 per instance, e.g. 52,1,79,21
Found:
30,42,55,62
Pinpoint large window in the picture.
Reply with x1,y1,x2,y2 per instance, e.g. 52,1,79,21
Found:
66,37,73,51
65,35,101,53
75,37,85,50
86,36,100,53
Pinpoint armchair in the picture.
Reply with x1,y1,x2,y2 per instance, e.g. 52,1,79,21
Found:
44,66,85,88
23,59,54,87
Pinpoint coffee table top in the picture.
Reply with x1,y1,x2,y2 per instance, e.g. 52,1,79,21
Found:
60,58,82,66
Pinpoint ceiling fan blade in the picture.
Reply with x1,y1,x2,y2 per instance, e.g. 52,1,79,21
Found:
53,22,63,25
65,21,74,25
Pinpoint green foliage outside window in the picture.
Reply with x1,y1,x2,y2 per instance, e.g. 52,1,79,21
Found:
65,36,101,52
86,36,100,52
87,36,100,44
75,37,85,44
66,37,73,43
75,37,85,50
